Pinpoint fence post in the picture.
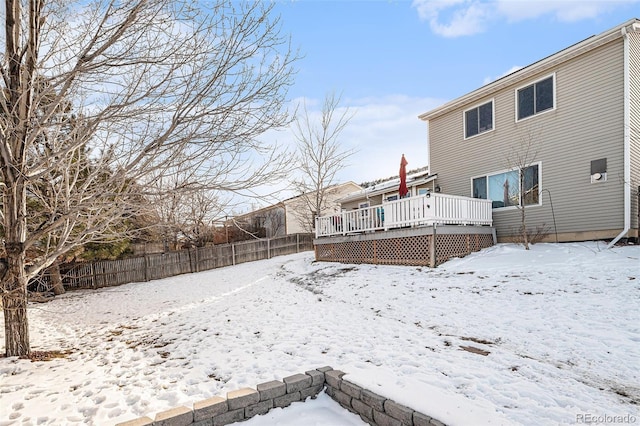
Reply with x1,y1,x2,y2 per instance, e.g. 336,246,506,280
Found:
429,226,437,268
232,244,236,266
267,238,271,259
90,262,96,289
188,248,197,273
342,211,347,236
144,255,150,282
296,234,300,253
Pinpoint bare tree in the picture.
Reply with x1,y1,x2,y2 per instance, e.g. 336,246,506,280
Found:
0,0,297,356
291,92,356,231
505,126,543,250
148,171,229,249
264,207,285,237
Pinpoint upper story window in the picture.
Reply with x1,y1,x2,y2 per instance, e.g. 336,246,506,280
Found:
464,100,494,138
517,75,554,120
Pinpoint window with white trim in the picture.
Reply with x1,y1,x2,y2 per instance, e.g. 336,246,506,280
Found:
465,100,494,138
517,75,554,120
358,201,370,218
472,164,540,209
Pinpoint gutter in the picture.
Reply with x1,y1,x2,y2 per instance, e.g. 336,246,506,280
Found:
607,24,633,248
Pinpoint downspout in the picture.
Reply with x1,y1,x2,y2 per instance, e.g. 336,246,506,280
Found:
607,25,632,249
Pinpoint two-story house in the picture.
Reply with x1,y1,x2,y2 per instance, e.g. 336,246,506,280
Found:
419,18,639,244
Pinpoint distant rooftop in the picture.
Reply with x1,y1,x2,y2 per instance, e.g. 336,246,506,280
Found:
360,166,429,189
340,167,435,203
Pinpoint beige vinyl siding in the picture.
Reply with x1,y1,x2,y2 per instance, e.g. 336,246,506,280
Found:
630,31,640,232
430,38,626,239
340,194,383,211
284,202,307,235
340,200,362,210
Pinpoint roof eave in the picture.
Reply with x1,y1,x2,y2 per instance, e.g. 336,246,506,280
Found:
337,174,438,203
418,18,639,122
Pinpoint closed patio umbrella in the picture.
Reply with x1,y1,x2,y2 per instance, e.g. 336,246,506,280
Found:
399,154,408,197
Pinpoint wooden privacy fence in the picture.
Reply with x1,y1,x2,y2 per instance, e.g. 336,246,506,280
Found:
31,234,314,291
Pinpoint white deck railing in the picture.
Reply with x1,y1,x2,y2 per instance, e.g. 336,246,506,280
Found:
315,193,492,238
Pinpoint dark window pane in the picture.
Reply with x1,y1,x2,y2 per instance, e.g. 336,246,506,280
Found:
535,77,553,113
479,102,493,132
523,165,539,205
472,177,487,199
518,85,534,119
465,108,478,137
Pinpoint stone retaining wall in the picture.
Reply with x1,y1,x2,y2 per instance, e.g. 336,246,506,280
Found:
325,369,446,426
116,367,447,426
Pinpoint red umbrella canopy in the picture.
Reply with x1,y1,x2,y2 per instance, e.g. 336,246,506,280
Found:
399,154,408,197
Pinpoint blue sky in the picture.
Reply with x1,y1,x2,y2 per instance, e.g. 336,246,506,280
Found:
276,1,638,101
254,0,638,205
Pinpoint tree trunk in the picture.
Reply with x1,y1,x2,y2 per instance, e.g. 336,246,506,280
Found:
1,181,31,356
2,0,32,357
521,208,530,250
50,263,65,296
2,183,32,356
520,172,530,250
2,264,30,357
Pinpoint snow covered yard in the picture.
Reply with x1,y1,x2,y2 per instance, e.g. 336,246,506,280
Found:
0,241,638,425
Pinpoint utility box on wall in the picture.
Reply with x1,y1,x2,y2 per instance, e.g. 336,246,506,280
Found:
590,158,607,183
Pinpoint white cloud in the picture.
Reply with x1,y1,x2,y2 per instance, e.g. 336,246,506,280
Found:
324,95,445,184
284,95,447,185
482,65,523,85
243,95,447,210
412,0,639,37
412,0,492,37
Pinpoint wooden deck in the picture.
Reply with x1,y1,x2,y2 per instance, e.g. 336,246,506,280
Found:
315,193,492,238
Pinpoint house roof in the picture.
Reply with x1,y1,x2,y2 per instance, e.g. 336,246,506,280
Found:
418,17,640,122
338,170,437,203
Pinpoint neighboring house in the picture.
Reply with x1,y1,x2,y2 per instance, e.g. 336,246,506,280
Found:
231,203,287,239
338,167,436,210
283,181,363,234
419,18,640,243
233,181,362,238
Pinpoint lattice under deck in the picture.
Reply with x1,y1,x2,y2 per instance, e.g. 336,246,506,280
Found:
316,232,493,267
